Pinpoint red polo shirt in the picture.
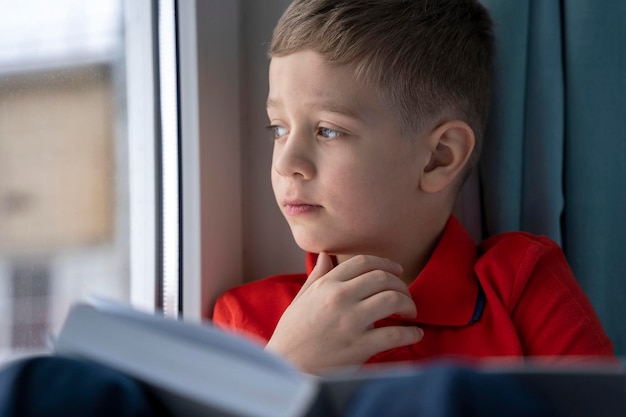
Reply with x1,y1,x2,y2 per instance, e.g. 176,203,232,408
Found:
213,216,614,364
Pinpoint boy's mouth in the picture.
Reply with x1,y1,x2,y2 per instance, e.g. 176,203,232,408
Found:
283,199,322,216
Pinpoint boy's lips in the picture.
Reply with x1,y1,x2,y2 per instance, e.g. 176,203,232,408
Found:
282,199,322,216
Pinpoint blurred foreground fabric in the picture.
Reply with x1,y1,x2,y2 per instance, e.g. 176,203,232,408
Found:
0,356,166,417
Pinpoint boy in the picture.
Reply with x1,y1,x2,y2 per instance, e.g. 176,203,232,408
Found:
213,0,614,374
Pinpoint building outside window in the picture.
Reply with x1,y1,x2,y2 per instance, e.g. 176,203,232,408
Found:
0,0,152,360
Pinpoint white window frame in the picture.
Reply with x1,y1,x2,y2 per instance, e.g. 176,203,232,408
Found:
125,0,159,312
178,0,242,321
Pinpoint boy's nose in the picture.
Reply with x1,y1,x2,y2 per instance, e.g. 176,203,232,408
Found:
272,131,316,180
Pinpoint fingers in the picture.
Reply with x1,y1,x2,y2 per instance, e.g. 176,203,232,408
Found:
299,253,402,299
332,259,415,320
344,269,411,300
357,290,417,321
312,251,335,279
362,325,424,354
269,252,423,373
332,255,403,282
295,252,335,298
298,254,413,320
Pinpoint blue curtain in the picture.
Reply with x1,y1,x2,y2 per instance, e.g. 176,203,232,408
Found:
479,0,626,354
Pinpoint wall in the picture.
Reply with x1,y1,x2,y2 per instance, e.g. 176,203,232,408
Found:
240,0,304,282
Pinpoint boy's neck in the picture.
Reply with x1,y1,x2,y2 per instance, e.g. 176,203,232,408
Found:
334,215,449,286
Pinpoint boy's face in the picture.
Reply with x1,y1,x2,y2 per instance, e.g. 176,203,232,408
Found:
268,50,430,257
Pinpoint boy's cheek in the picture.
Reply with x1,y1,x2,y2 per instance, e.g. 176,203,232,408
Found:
270,173,282,199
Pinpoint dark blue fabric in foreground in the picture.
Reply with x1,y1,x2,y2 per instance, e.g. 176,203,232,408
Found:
0,356,578,417
342,365,564,417
0,356,167,417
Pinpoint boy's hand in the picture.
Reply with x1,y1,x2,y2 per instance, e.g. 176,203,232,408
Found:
265,252,423,374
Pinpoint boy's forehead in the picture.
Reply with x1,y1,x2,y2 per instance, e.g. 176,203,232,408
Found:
267,51,376,118
266,95,363,120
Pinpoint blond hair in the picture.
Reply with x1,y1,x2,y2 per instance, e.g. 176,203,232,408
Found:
270,0,494,166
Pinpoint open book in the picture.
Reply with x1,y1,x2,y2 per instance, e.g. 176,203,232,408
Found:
54,299,320,417
54,299,626,417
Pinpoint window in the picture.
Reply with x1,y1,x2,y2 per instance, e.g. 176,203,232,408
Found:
1,0,250,361
0,0,159,360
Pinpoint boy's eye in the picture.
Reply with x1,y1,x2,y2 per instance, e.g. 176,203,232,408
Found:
267,125,288,139
317,127,344,140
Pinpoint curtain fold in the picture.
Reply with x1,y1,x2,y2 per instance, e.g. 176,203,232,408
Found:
561,0,626,355
479,0,626,354
520,1,564,241
479,1,530,236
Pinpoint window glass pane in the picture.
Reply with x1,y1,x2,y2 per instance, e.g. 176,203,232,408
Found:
0,0,136,359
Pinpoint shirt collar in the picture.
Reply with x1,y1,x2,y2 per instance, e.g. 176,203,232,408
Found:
305,215,480,327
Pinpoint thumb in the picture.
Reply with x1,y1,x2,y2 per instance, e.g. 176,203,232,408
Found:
296,252,334,297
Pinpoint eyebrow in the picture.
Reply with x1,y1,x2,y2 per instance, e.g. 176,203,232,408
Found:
266,97,280,109
266,97,363,121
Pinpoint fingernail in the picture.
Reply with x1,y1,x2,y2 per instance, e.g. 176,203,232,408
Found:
416,328,424,339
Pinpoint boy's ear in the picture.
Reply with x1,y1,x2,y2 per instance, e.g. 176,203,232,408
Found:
419,120,475,194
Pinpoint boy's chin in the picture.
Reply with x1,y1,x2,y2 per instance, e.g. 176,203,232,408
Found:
294,242,327,255
293,237,333,255
291,229,358,255
293,240,347,257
